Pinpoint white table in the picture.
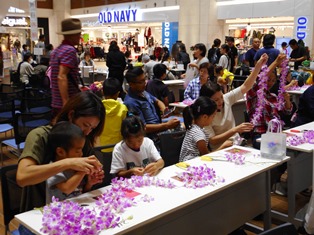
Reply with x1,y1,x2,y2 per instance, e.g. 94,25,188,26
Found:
15,146,289,235
169,101,188,109
283,122,314,225
257,122,314,225
286,85,310,106
163,80,184,101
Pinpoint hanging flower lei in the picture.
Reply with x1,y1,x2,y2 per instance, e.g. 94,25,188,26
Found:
251,65,269,125
251,60,289,125
276,59,289,111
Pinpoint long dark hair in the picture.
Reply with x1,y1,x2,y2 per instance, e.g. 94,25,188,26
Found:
183,96,217,130
55,92,105,145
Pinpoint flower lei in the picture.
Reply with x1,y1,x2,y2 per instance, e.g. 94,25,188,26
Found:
287,130,314,146
251,60,289,125
224,153,246,165
251,65,269,125
276,59,289,111
176,164,225,188
41,169,225,234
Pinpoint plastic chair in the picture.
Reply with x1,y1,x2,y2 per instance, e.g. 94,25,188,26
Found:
159,130,186,167
0,164,22,235
93,144,116,188
1,110,51,164
259,223,297,235
21,88,51,113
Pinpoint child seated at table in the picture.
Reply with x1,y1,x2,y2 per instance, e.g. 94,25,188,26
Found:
110,115,165,178
146,63,170,106
179,96,230,162
46,122,101,203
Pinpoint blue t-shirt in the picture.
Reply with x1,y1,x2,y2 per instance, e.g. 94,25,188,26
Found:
254,47,280,66
245,48,258,67
124,89,160,124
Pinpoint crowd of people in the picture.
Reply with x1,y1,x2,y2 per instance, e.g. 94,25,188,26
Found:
13,17,314,235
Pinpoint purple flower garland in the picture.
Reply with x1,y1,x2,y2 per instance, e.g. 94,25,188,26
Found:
251,60,289,125
276,59,289,111
224,153,246,165
41,169,225,234
251,65,269,125
287,130,314,146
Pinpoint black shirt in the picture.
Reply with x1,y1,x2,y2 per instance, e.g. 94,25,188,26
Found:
146,79,169,102
290,46,306,70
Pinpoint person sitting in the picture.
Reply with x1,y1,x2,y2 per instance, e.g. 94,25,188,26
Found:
199,53,268,150
246,54,293,149
179,96,223,162
143,54,159,80
79,51,96,69
184,62,211,101
17,52,34,84
98,77,128,152
293,85,314,126
16,92,105,212
146,63,170,107
34,57,49,75
123,67,180,143
46,122,101,203
111,115,164,178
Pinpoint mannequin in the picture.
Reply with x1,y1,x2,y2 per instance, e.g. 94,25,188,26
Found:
144,26,151,45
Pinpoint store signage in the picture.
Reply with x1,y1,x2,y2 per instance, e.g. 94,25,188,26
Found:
162,22,178,49
296,17,307,40
1,17,29,27
98,9,138,23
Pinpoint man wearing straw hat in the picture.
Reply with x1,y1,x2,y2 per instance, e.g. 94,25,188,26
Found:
50,18,83,118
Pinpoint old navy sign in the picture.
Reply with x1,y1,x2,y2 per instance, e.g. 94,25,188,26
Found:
162,22,178,49
296,17,307,40
98,9,138,23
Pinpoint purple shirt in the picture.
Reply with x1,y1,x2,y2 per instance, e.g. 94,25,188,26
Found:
50,40,80,109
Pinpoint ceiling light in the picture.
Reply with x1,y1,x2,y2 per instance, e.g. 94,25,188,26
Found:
140,6,179,13
217,0,284,6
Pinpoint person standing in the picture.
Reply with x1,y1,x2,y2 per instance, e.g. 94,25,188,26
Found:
106,40,127,98
289,39,307,70
254,34,280,66
226,37,238,72
50,18,83,118
35,34,45,64
244,38,260,67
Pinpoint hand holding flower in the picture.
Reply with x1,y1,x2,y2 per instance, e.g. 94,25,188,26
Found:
276,54,287,65
132,167,145,176
256,53,269,67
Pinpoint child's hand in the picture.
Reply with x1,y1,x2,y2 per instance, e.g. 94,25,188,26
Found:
132,167,145,176
144,163,160,176
87,170,104,186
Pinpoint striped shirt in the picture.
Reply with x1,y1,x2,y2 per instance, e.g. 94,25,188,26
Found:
179,124,209,162
50,40,80,109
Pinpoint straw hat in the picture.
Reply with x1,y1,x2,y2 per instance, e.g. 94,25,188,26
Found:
57,18,82,35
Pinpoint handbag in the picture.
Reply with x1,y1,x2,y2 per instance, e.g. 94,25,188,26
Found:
260,119,286,160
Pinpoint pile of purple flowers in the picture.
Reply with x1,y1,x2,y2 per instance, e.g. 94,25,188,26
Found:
287,130,314,146
41,170,226,233
177,164,225,188
224,152,246,165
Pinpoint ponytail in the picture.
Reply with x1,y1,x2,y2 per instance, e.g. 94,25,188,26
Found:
183,106,194,130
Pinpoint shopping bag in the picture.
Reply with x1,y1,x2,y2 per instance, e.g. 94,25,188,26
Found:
260,119,286,160
184,66,196,88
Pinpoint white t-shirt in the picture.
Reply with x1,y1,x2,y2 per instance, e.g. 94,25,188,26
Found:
204,87,244,150
110,137,161,174
218,54,231,71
